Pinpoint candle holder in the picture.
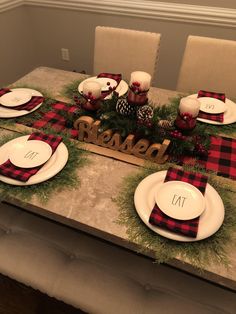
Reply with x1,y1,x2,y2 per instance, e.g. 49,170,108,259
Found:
80,97,102,111
175,111,197,131
127,71,151,106
127,87,148,106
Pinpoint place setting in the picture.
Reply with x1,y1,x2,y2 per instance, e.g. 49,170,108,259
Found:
78,72,128,104
185,90,236,125
0,132,68,186
0,87,44,118
134,167,225,242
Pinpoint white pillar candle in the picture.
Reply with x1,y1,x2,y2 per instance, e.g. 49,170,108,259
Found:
83,81,101,99
129,71,151,91
179,97,200,117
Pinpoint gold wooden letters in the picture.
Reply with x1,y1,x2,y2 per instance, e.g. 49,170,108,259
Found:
74,116,170,163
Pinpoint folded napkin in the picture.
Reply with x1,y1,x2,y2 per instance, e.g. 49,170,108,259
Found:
197,90,225,122
0,88,11,97
0,132,62,182
0,88,44,111
97,73,122,98
149,167,208,238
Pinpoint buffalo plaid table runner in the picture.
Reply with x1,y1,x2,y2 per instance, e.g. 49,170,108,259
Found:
149,167,208,238
30,102,79,139
197,90,225,122
97,73,122,98
171,136,236,180
0,88,44,111
198,136,236,180
0,132,62,182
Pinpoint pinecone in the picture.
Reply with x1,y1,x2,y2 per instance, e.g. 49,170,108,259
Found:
158,119,173,130
116,98,137,116
136,105,154,127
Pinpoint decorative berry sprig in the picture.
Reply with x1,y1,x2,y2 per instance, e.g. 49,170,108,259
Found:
130,81,142,94
169,130,187,140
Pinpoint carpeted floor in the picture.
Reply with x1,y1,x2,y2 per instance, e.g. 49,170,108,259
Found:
0,273,86,314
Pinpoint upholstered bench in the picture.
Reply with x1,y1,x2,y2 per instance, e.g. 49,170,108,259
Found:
0,201,235,314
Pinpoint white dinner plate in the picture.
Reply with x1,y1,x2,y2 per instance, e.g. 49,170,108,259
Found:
9,140,52,168
0,135,68,186
78,76,128,99
187,94,236,125
154,181,206,220
0,90,32,107
134,171,224,242
197,97,227,114
0,88,43,118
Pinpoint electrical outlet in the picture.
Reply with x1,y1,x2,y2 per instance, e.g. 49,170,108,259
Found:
61,48,70,61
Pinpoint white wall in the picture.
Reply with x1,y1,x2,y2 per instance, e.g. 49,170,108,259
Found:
0,6,39,86
0,1,236,90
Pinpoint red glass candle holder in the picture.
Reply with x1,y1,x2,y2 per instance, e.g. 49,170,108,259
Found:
127,89,148,106
80,97,102,111
174,112,197,131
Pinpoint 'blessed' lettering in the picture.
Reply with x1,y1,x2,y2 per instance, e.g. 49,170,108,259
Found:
74,116,170,164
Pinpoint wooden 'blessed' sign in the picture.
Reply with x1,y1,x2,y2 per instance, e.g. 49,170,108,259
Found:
74,116,170,164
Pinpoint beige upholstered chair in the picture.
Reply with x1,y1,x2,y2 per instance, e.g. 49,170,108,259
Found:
93,26,161,82
176,36,236,98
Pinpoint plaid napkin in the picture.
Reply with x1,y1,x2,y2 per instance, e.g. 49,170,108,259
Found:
97,73,122,98
197,90,225,122
31,102,79,139
0,132,62,182
149,167,208,238
0,88,11,96
0,88,44,111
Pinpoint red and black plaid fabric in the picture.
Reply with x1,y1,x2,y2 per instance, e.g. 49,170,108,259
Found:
0,132,62,182
197,90,225,122
31,102,79,139
0,88,44,111
197,90,226,102
0,88,11,96
170,135,236,181
198,136,236,180
97,73,122,98
149,167,208,238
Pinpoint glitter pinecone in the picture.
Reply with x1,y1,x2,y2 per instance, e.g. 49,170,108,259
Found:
136,105,154,127
116,98,137,116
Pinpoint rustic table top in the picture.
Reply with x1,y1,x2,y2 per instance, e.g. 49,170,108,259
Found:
1,66,236,291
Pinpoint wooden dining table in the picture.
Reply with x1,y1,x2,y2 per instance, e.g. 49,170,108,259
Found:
0,66,236,293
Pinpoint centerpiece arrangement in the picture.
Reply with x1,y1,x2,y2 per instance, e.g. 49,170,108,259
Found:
68,71,210,164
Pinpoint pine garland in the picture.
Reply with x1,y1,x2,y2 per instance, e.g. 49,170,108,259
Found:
0,131,89,203
68,90,211,158
114,163,236,269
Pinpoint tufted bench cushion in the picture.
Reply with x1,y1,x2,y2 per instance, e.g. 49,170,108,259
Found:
0,201,235,314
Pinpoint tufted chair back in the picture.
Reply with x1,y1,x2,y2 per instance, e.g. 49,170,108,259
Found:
93,26,161,83
177,35,236,98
